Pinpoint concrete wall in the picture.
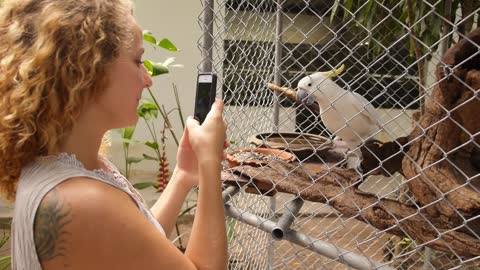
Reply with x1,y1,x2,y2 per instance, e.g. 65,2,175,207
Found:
109,2,421,184
109,4,338,180
109,0,204,175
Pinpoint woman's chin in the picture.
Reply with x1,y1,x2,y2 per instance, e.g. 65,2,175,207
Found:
113,115,139,129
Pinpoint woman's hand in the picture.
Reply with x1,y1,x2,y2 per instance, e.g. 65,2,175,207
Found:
186,99,226,162
174,99,227,188
174,123,199,189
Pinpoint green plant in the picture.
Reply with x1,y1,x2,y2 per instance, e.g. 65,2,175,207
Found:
117,30,183,187
116,30,193,250
0,222,10,270
330,0,479,114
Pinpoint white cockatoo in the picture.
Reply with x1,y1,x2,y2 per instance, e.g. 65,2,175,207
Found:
296,64,382,168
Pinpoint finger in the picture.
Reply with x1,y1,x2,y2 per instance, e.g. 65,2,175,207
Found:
209,98,224,116
186,116,200,131
179,126,189,144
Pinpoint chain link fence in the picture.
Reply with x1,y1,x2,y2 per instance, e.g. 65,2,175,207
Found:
198,0,480,269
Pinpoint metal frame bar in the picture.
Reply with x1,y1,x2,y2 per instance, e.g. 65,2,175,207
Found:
271,197,304,240
223,200,395,270
223,185,241,202
268,3,284,268
200,0,214,73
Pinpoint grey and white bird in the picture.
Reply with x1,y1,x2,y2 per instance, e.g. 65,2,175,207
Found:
296,64,382,168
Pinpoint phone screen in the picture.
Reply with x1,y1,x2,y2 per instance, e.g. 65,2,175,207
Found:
194,74,216,124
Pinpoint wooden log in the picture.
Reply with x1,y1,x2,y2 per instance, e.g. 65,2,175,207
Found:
402,27,480,229
224,160,480,257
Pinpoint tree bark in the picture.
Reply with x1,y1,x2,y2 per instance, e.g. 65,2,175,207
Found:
459,0,475,36
402,27,480,229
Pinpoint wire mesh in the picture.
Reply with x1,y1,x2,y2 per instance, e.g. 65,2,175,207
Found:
198,0,480,269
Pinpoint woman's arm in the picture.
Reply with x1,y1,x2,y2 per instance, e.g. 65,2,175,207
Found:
148,99,227,268
182,99,228,269
185,159,226,270
35,178,200,270
149,167,194,236
150,99,228,239
33,102,228,270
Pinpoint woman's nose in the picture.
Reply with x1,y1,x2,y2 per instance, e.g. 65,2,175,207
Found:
143,66,153,88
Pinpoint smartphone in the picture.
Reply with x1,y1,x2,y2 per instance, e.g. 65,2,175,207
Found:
194,73,217,124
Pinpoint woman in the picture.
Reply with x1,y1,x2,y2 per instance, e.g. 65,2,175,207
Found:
0,0,228,269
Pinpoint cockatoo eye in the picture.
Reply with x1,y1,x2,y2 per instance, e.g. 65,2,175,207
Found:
307,83,312,87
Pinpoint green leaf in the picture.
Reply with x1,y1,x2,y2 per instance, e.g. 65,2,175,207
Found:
145,141,159,150
329,0,340,24
157,38,178,51
226,217,236,243
140,98,157,107
365,0,375,15
0,255,11,269
229,140,236,145
120,126,136,149
133,182,156,190
137,100,159,120
143,153,159,161
363,0,375,25
123,126,136,140
344,0,354,20
143,30,157,45
144,60,169,77
365,1,376,29
127,156,144,164
116,138,141,145
113,128,124,135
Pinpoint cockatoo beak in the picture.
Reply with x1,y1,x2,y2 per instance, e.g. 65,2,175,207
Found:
322,64,345,78
296,89,315,105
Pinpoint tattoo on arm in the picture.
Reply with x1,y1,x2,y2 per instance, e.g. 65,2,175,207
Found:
34,188,72,262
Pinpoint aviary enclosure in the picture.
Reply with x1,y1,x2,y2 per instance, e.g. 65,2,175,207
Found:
198,0,480,269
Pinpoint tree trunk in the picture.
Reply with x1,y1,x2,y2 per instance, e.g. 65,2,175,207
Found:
402,27,480,230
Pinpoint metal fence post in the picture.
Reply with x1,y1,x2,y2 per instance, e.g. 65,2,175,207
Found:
268,2,284,269
200,0,214,73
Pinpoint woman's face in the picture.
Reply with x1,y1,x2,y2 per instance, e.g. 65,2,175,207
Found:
92,22,152,129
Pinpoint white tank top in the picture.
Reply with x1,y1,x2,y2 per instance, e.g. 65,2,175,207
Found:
11,153,165,270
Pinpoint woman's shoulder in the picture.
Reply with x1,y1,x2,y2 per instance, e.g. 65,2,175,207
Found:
19,153,116,187
16,153,123,210
21,153,89,180
34,177,192,270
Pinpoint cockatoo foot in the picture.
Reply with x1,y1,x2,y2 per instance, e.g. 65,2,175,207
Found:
346,156,362,169
346,151,362,169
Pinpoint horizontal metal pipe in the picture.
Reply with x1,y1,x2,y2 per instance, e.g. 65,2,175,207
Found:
222,185,240,203
272,197,304,240
224,204,395,270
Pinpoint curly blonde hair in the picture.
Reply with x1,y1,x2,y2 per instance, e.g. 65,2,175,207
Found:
0,0,135,201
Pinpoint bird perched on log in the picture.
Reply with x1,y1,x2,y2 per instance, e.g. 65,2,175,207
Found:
296,64,383,168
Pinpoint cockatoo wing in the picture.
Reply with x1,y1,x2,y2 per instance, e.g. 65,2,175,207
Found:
351,92,383,130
